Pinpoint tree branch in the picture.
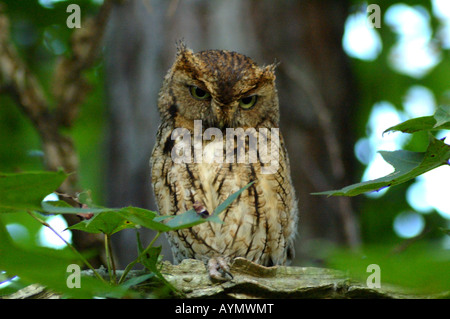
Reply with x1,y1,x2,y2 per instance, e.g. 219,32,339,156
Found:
0,1,116,267
281,60,360,247
53,0,114,128
4,258,444,299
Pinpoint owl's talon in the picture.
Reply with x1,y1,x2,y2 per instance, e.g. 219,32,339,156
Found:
208,257,233,282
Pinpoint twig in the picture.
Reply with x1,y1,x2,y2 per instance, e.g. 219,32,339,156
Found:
390,227,433,255
118,231,162,284
104,234,117,284
53,0,114,128
26,211,107,284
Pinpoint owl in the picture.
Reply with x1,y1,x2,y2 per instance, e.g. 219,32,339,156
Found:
151,43,298,280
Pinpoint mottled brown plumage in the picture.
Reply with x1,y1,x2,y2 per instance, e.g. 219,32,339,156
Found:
151,43,298,278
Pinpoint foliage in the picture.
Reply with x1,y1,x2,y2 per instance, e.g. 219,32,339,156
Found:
0,170,67,213
342,0,450,251
314,105,450,196
315,105,450,295
0,0,105,199
0,171,253,298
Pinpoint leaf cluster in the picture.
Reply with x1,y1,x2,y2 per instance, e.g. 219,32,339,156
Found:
0,170,252,298
314,105,450,196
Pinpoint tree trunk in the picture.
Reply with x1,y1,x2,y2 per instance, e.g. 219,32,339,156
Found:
104,0,170,267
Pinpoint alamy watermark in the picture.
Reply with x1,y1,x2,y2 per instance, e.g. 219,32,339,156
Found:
170,120,280,174
366,264,381,289
367,4,381,29
66,264,81,288
66,4,81,29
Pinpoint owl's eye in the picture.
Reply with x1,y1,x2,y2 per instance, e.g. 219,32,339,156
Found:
239,95,257,110
189,86,211,100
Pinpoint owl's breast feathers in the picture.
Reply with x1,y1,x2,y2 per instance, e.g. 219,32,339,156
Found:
151,125,298,267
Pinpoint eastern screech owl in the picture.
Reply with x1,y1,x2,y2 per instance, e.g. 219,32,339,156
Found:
151,43,298,280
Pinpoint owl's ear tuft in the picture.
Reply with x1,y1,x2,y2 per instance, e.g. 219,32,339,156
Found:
264,60,280,74
176,40,194,59
176,39,188,55
174,40,198,72
261,61,279,82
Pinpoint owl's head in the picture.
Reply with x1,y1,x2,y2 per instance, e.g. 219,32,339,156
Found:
159,43,279,130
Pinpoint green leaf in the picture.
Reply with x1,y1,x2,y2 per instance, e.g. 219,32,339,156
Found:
44,202,171,233
45,182,254,234
0,170,67,213
138,244,177,294
314,136,450,197
68,211,136,236
384,105,450,134
133,232,176,294
384,116,438,134
0,218,128,298
213,181,254,216
115,207,171,232
120,273,155,290
434,105,450,128
44,201,136,235
43,203,153,236
139,245,162,274
164,182,254,231
41,200,116,214
164,209,205,230
77,190,94,206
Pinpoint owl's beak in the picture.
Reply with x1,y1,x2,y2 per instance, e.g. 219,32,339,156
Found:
211,100,238,129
